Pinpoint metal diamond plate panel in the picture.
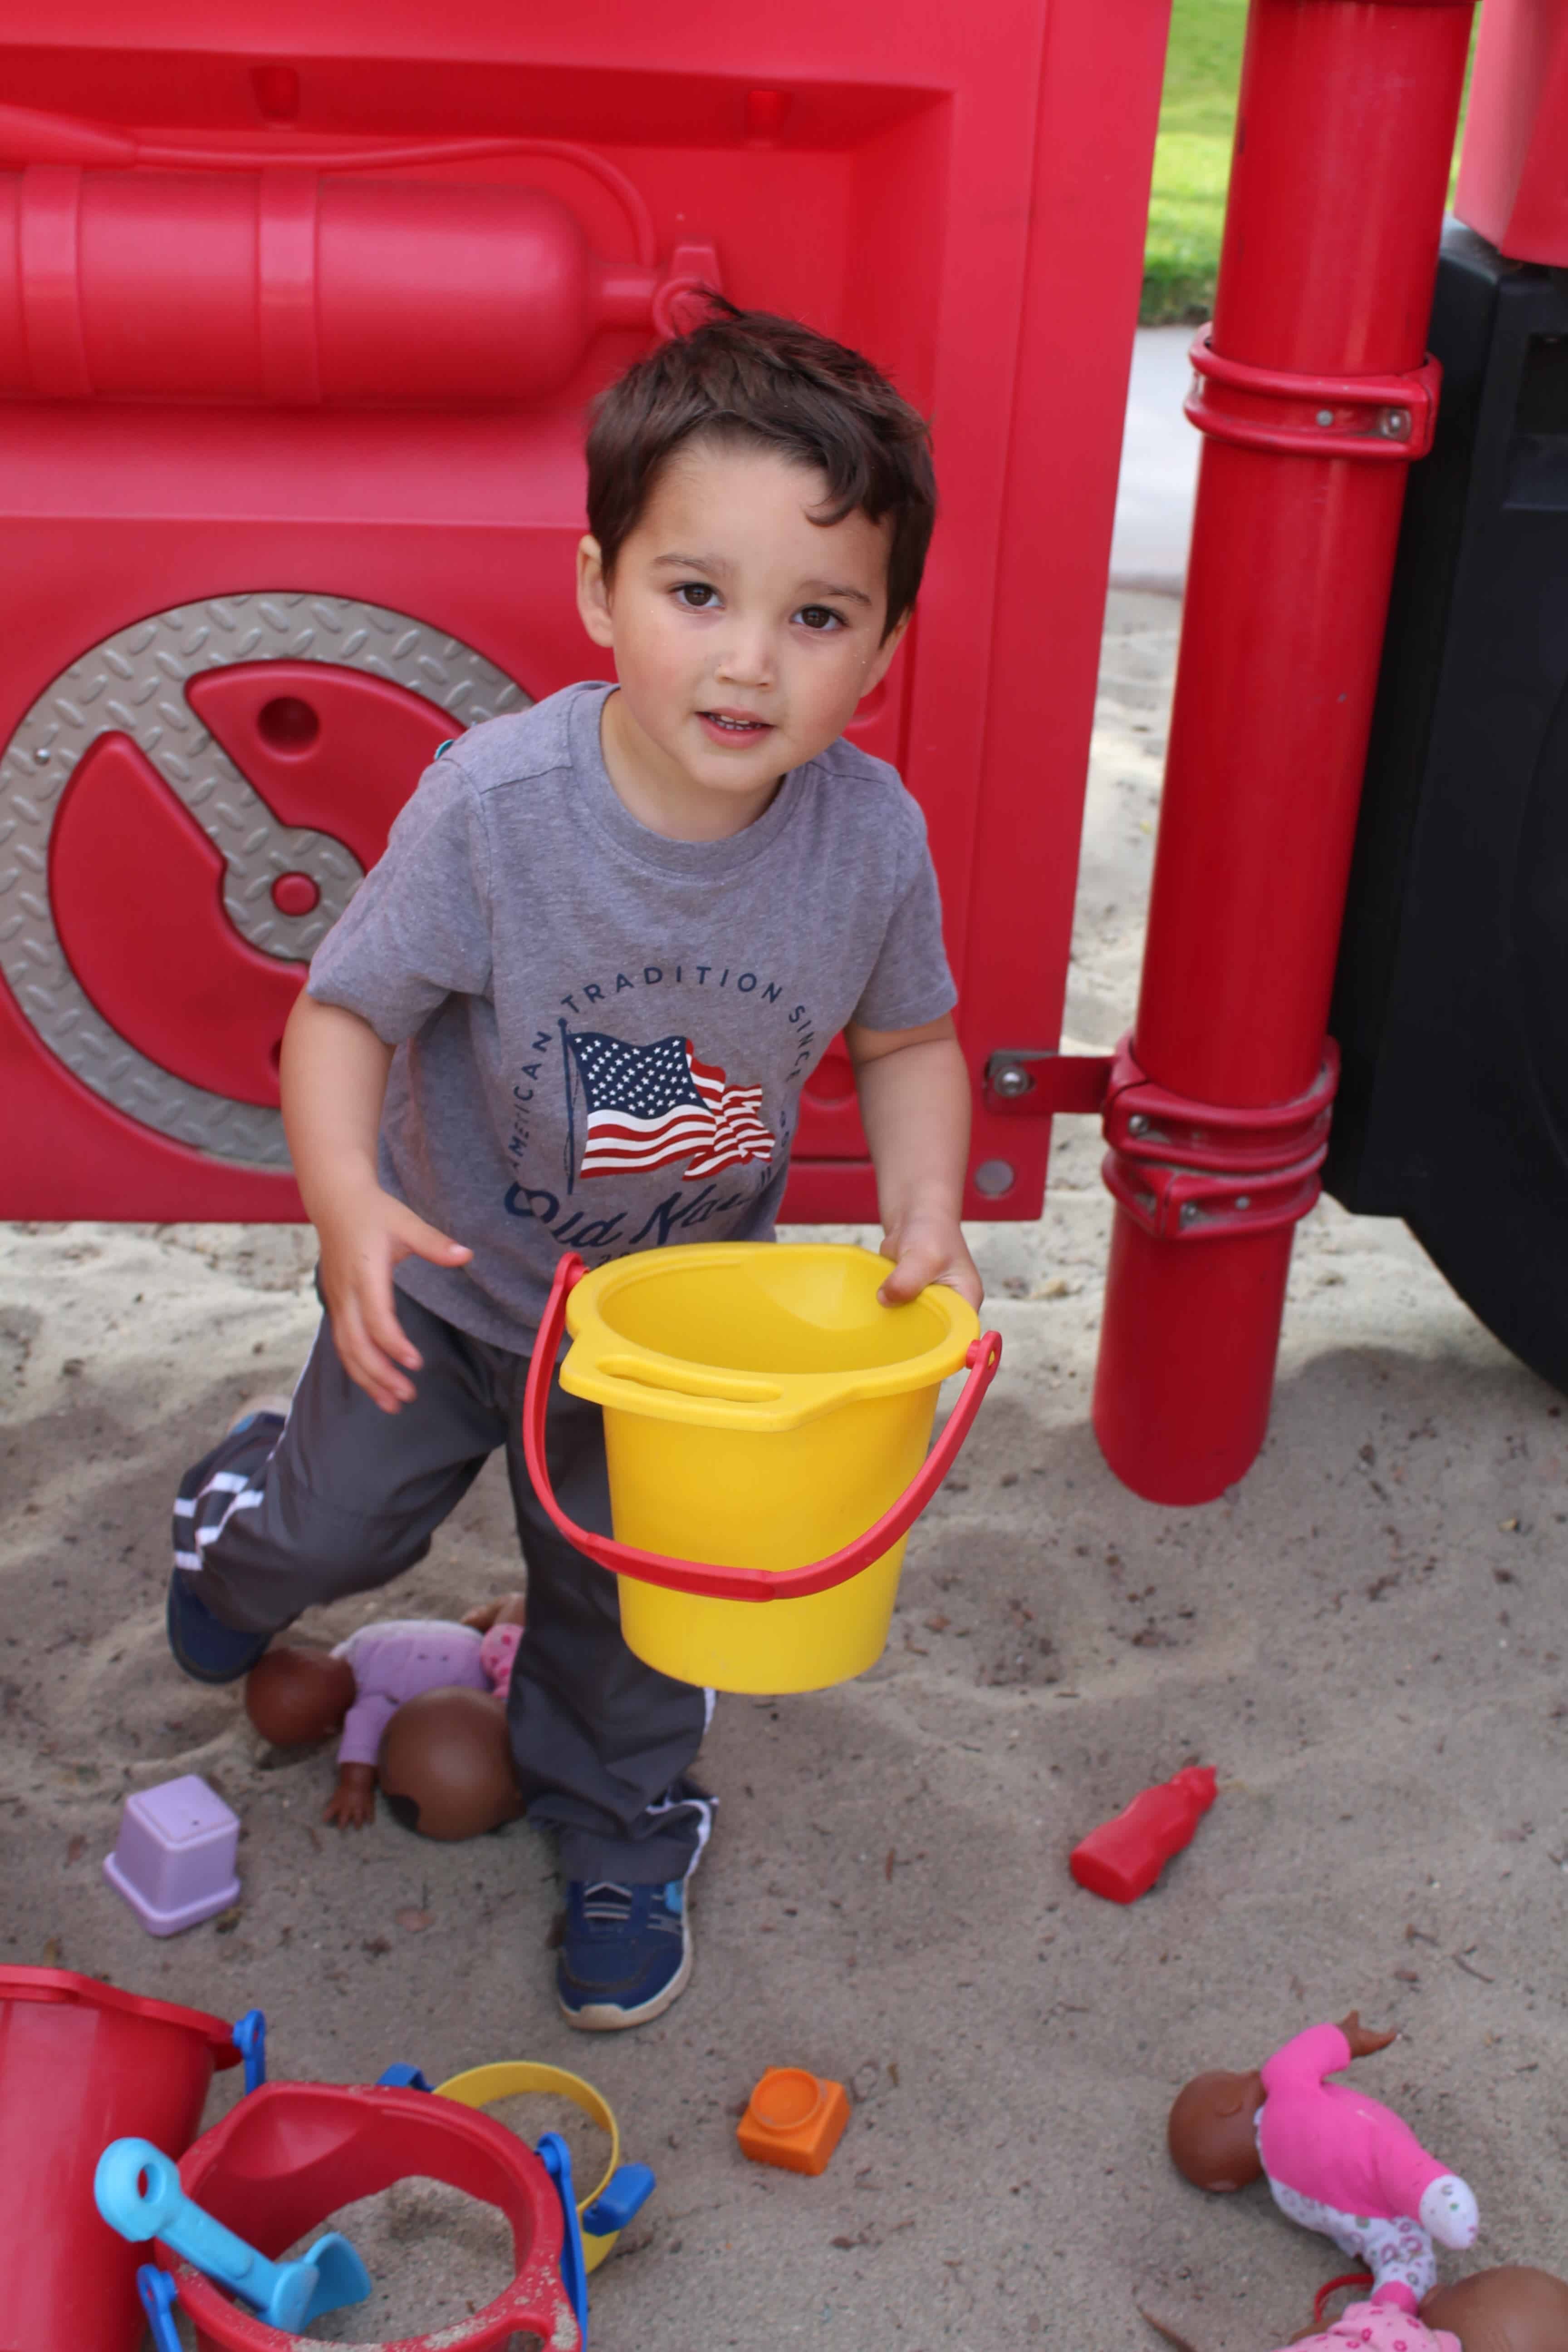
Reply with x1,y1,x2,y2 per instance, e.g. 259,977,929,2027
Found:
0,593,527,1167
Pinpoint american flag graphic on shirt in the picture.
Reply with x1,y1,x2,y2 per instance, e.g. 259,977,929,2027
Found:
568,1030,775,1181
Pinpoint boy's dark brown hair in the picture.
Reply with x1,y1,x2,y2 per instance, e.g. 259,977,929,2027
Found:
587,298,936,639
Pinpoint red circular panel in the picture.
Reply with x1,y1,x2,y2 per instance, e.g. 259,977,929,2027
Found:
271,871,320,916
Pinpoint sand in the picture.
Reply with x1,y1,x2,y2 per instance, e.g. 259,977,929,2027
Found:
4,591,1566,2352
282,2180,520,2341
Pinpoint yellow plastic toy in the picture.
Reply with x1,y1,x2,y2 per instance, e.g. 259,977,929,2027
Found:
434,2060,651,2273
523,1242,1000,1694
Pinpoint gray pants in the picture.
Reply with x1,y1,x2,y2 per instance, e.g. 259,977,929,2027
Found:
173,1285,711,1882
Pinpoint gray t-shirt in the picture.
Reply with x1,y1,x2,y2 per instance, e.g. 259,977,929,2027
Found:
307,681,955,1346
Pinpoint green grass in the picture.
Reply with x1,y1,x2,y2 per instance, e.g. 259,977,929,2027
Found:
1142,0,1248,325
1141,0,1474,326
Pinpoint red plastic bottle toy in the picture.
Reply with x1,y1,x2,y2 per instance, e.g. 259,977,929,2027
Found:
1069,1764,1218,1904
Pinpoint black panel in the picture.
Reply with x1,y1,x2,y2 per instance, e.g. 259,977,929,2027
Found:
1327,223,1568,1392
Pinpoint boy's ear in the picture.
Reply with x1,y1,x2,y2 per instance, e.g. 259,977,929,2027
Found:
576,534,616,648
858,606,911,702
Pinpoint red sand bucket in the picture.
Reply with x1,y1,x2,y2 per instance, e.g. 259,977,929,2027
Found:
0,1965,239,2352
163,2080,578,2351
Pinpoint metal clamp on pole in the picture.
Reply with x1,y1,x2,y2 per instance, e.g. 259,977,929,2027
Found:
1101,1034,1339,1242
1186,332,1442,462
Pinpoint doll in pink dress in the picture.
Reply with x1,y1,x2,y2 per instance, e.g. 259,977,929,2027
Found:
1168,2014,1480,2311
1269,2303,1456,2352
1142,2263,1568,2352
1145,2298,1459,2352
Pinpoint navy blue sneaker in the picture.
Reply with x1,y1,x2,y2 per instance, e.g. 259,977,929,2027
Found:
557,1879,692,2030
165,1572,271,1684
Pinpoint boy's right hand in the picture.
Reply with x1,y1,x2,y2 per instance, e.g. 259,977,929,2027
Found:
316,1180,472,1413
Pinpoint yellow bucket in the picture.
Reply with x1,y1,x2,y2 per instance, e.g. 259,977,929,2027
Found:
523,1243,1000,1694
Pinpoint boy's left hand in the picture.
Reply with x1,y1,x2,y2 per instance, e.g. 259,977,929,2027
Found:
877,1209,982,1311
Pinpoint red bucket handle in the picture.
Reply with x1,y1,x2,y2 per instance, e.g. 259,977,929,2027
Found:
523,1252,1002,1604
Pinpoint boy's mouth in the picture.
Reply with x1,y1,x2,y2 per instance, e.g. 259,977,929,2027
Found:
697,707,772,743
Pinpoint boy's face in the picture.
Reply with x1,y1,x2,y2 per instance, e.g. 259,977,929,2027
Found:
577,438,908,840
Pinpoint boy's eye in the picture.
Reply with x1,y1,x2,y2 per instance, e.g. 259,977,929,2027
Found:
674,582,720,609
795,604,846,632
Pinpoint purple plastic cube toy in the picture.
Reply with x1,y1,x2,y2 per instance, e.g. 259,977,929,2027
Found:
103,1774,240,1935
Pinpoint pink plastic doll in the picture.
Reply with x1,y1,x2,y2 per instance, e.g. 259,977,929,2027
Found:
1168,2014,1480,2311
244,1594,525,1825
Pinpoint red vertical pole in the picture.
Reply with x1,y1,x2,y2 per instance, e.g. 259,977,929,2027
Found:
1093,0,1475,1506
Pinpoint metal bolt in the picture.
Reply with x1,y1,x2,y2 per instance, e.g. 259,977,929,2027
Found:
973,1158,1016,1199
1380,407,1412,441
991,1060,1034,1100
1127,1113,1150,1137
33,745,50,765
1179,1202,1199,1226
1235,1196,1251,1210
1315,408,1335,427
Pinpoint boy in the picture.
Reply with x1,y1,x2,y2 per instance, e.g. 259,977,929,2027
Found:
167,302,981,2029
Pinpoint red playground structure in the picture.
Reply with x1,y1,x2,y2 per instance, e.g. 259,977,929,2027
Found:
0,0,1548,1504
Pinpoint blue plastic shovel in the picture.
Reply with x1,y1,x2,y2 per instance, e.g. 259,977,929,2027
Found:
96,2136,372,2329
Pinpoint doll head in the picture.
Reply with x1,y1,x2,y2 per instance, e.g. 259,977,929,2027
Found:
378,1687,523,1841
1422,2267,1568,2352
245,1646,356,1747
1167,2068,1266,2191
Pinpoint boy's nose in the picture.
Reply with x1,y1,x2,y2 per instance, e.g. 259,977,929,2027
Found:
713,630,775,688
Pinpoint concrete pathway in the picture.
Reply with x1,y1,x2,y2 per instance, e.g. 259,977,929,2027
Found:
1109,324,1201,593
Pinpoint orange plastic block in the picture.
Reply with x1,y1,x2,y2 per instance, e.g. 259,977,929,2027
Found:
736,2068,850,2176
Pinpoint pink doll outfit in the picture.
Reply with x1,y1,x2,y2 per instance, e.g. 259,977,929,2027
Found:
1256,2023,1478,2310
479,1620,523,1691
331,1618,522,1766
1271,2301,1459,2352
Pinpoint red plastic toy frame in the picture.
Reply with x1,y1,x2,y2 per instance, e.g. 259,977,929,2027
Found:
523,1251,1002,1604
164,2081,575,2352
0,1,1173,1230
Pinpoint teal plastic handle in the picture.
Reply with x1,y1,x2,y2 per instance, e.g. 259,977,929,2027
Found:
97,2140,265,2288
95,2138,370,2328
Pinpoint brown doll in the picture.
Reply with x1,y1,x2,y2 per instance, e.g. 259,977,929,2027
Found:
1421,2267,1568,2352
1139,2267,1568,2352
378,1686,525,1841
1169,2013,1477,2314
245,1594,525,1826
1167,2014,1396,2191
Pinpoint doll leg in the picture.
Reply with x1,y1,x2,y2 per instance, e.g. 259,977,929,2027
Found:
169,1289,507,1674
1359,2215,1437,2310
